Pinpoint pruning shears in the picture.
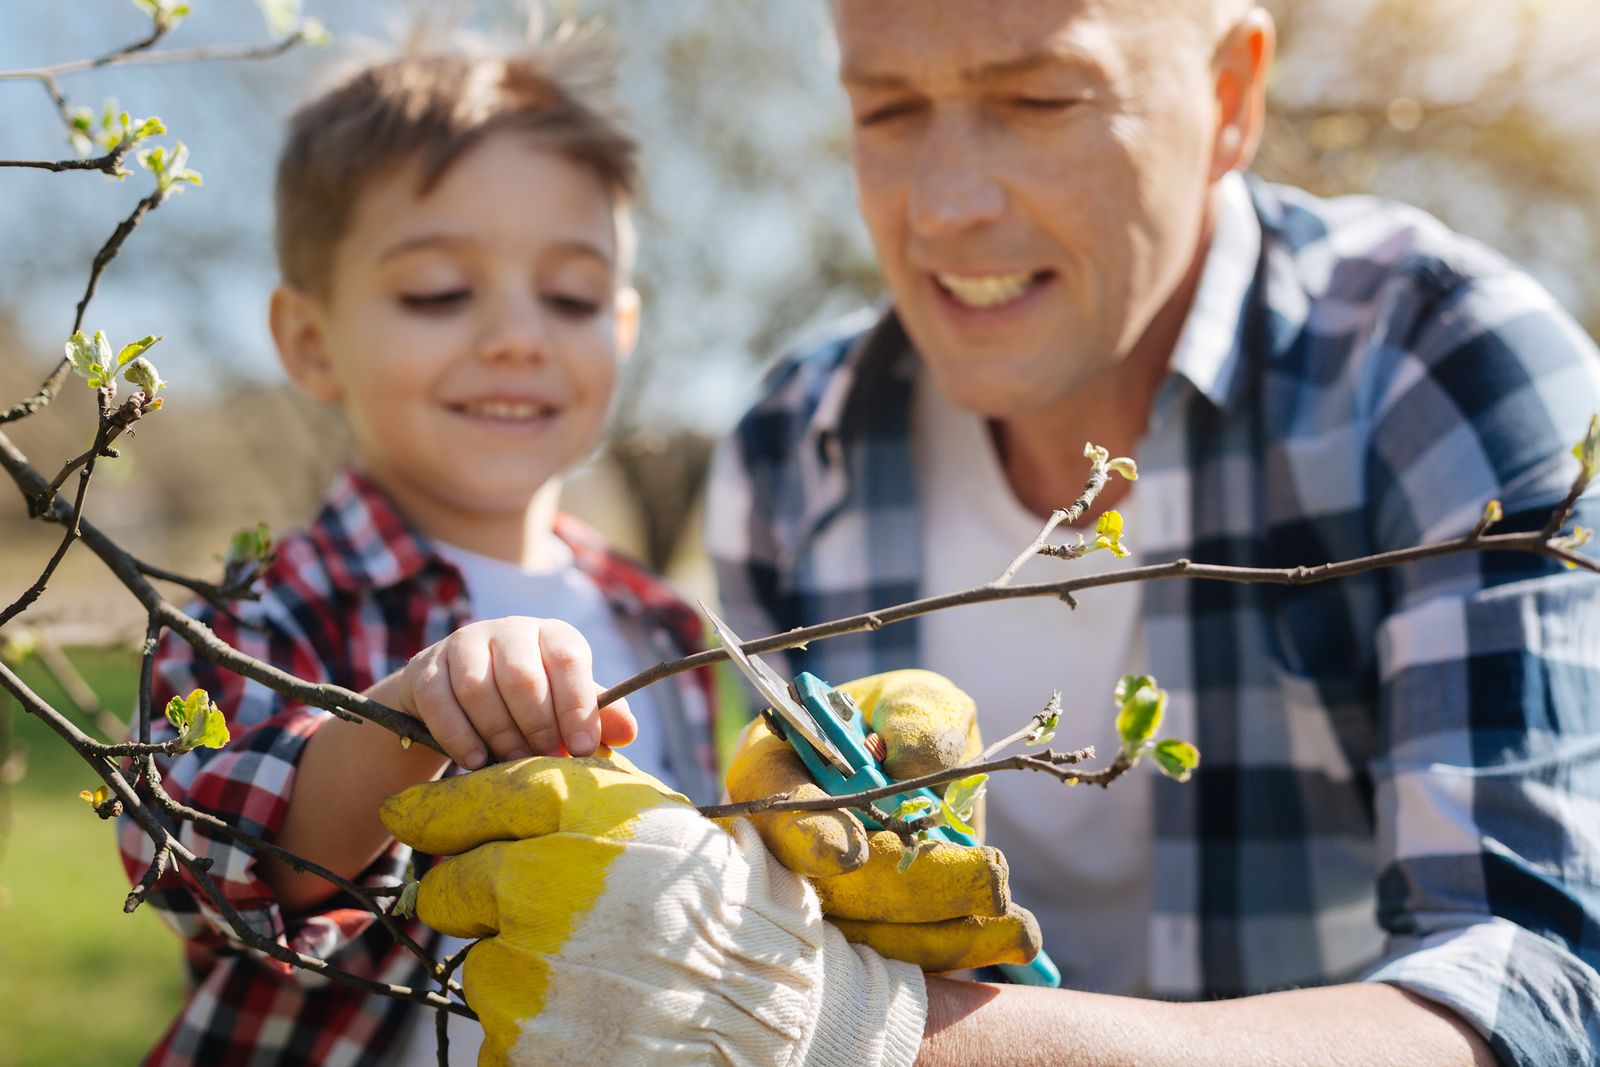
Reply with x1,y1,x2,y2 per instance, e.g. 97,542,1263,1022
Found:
706,606,1061,989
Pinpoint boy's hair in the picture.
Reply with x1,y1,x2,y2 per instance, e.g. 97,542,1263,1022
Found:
275,31,639,297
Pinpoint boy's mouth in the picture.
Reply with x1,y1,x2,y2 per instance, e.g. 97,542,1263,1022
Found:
449,398,559,424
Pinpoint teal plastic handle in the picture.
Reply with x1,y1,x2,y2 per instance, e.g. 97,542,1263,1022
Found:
778,673,1061,989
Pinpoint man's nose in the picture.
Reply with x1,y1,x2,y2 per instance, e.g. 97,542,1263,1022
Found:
478,291,550,364
907,110,1004,238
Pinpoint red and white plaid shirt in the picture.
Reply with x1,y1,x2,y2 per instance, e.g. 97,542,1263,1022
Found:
117,469,718,1066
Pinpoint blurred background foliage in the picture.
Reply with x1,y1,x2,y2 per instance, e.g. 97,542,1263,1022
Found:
3,0,1600,1063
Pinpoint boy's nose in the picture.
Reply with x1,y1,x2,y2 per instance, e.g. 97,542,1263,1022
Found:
478,297,551,364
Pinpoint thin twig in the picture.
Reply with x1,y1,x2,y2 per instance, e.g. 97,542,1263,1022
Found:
0,659,468,1011
993,456,1113,586
0,36,303,84
976,692,1062,763
598,490,1599,711
0,426,444,753
698,746,1097,820
0,392,111,628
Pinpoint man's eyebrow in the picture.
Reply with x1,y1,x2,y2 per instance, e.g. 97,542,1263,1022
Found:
841,46,1101,91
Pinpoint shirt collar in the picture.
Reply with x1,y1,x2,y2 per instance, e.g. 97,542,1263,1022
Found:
312,468,440,593
1164,170,1263,413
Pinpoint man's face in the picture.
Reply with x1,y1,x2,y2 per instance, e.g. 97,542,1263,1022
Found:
284,132,634,529
836,0,1223,418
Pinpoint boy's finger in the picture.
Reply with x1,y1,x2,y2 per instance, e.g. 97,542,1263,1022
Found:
490,626,562,757
597,697,637,747
407,646,487,770
445,634,529,763
538,620,601,756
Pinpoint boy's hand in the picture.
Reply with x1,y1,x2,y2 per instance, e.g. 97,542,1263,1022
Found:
396,618,635,769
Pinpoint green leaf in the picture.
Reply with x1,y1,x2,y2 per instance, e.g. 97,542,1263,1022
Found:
166,689,230,750
116,334,163,367
939,774,988,836
890,796,933,822
255,0,303,37
133,116,167,140
1116,682,1165,749
1151,739,1200,782
123,356,166,395
394,868,420,918
896,834,937,873
186,705,231,750
1024,704,1060,746
1573,414,1600,480
1106,456,1139,481
1113,674,1155,707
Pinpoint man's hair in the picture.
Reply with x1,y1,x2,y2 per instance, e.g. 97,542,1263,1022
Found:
274,31,639,297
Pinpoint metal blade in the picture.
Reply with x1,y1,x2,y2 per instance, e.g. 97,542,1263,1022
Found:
702,604,854,774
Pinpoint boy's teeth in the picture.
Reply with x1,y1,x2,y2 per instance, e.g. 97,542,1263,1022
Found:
463,400,544,421
935,270,1037,308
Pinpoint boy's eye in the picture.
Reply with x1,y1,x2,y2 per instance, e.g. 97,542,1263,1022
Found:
543,294,601,318
399,289,470,312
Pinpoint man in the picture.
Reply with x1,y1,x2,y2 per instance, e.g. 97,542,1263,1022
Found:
385,2,1600,1063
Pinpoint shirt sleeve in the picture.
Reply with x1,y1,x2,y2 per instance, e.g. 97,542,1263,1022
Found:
1361,263,1600,1066
115,590,413,984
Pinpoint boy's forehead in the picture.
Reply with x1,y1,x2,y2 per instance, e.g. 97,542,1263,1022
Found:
338,132,627,271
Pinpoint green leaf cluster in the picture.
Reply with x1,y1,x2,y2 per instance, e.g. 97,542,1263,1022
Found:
64,330,166,396
1574,415,1600,483
1113,675,1199,782
129,0,192,29
69,100,167,169
137,141,202,195
222,522,276,586
163,688,231,751
887,775,987,870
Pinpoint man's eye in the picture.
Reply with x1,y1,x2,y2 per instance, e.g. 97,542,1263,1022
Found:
856,100,925,127
544,294,601,318
1009,96,1082,114
399,290,469,312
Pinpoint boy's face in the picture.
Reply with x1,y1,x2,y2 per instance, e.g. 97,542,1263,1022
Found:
272,132,637,533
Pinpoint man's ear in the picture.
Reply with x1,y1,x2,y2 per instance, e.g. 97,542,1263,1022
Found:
614,285,641,361
1210,7,1275,180
269,283,341,404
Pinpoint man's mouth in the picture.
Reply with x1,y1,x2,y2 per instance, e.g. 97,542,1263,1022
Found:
933,270,1051,310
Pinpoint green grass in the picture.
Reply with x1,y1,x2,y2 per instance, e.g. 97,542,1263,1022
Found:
0,648,183,1067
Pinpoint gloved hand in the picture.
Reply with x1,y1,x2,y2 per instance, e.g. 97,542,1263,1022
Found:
381,752,928,1067
724,670,1041,973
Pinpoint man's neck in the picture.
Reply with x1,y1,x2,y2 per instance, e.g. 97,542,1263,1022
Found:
992,188,1221,521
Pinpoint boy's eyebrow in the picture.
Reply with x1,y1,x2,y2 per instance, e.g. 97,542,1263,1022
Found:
376,232,614,266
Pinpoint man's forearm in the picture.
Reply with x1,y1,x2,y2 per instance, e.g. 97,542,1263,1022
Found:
916,977,1498,1067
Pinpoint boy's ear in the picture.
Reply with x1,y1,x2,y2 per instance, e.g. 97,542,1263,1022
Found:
270,284,341,405
615,285,641,361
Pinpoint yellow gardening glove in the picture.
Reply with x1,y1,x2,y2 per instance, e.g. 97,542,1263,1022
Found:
723,669,1041,973
382,751,929,1067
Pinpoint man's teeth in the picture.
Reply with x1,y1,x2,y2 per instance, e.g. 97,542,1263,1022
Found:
936,270,1037,309
461,400,547,421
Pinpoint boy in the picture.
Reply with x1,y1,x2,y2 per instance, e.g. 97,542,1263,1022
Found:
116,36,719,1066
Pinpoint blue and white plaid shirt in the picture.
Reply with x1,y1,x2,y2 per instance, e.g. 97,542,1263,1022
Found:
708,174,1600,1065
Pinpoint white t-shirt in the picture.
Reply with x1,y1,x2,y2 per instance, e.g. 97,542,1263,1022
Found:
395,535,673,1065
914,368,1153,996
